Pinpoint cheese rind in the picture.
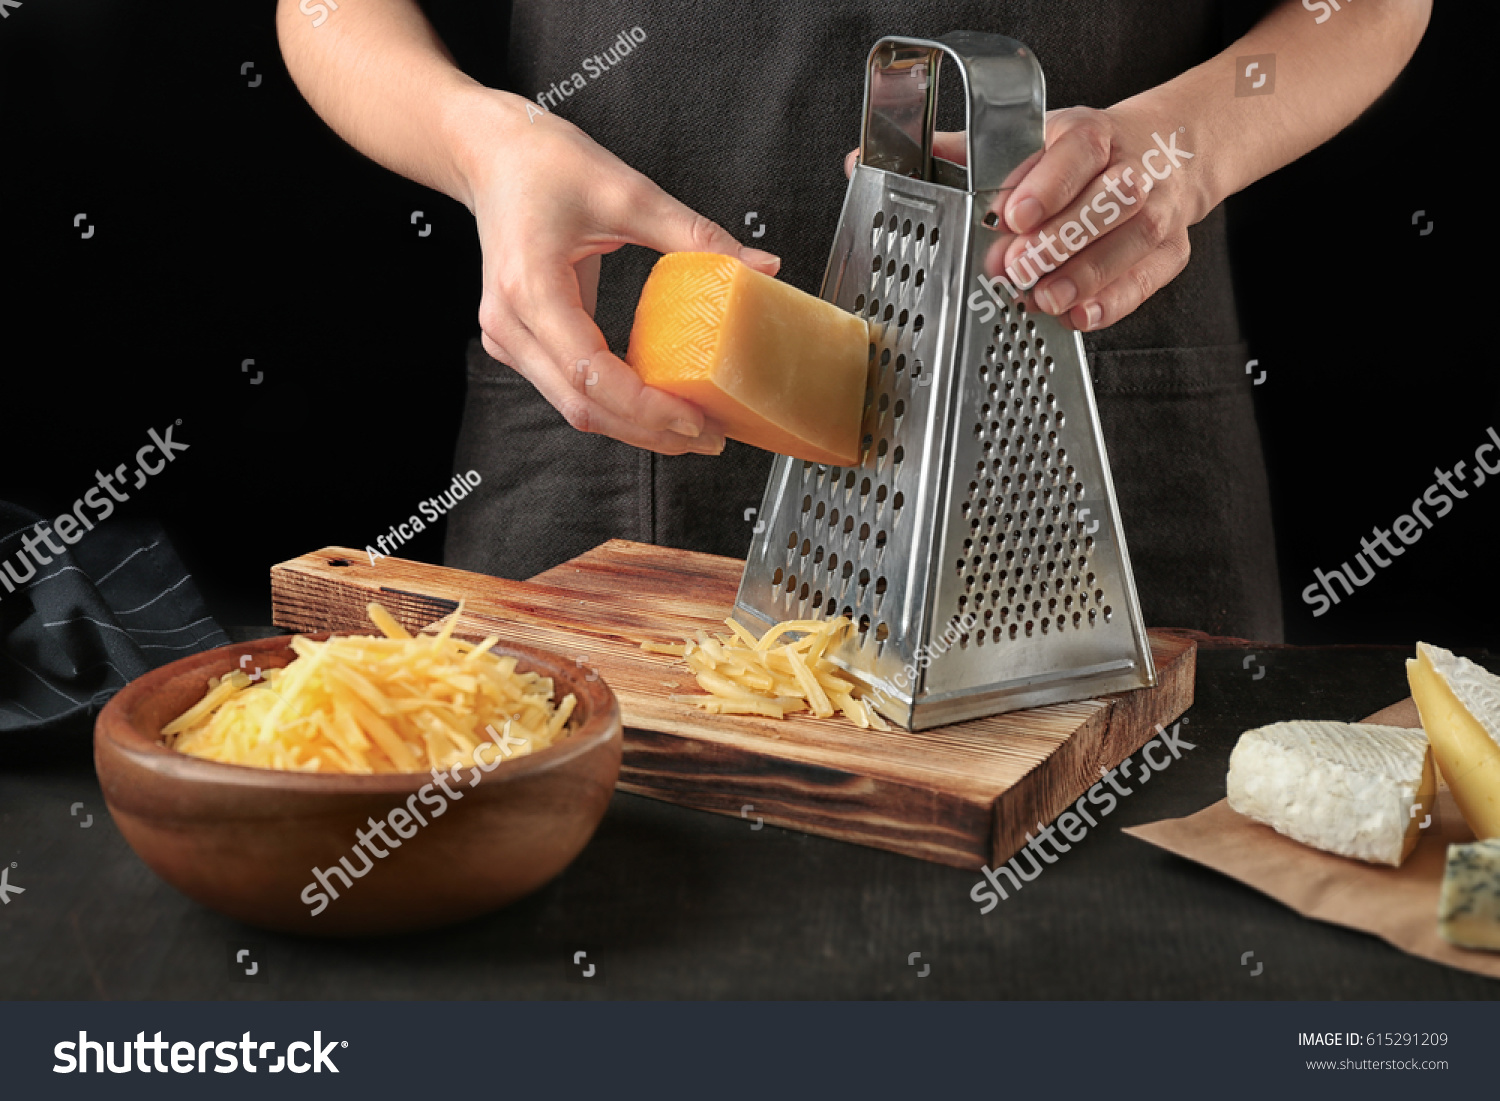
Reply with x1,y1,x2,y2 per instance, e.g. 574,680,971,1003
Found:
626,252,870,466
1407,643,1500,839
1438,838,1500,951
1226,720,1435,866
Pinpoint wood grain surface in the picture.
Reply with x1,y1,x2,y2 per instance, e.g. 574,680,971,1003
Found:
270,540,1195,869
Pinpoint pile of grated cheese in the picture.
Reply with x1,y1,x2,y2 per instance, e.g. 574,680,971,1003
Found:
643,615,889,729
162,602,576,773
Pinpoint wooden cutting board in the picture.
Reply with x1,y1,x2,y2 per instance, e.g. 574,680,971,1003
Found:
270,540,1195,870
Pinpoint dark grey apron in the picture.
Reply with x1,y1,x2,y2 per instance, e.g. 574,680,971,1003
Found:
445,1,1284,641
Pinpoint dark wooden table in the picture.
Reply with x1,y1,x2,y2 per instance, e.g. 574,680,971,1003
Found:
2,639,1497,999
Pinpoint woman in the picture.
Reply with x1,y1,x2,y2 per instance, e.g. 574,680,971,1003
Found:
275,0,1430,641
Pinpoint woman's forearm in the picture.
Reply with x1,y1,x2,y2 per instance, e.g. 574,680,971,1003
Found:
1120,0,1432,222
274,0,524,211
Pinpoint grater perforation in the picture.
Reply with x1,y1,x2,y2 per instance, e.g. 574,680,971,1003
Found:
736,31,1155,729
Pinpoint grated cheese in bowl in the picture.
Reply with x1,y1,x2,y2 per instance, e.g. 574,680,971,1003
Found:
160,602,576,773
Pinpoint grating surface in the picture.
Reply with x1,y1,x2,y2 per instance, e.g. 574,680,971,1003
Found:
944,288,1112,650
755,201,951,669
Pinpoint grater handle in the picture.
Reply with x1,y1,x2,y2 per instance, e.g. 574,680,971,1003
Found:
859,31,1045,195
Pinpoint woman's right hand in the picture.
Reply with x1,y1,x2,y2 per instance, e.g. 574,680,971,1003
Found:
462,93,780,456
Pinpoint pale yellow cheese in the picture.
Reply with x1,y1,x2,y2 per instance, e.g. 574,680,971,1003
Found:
626,252,870,466
1407,643,1500,839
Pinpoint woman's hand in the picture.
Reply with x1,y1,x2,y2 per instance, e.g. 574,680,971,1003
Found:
845,104,1211,332
466,95,780,455
983,105,1210,332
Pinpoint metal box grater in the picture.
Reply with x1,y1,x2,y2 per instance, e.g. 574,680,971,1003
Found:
733,31,1156,730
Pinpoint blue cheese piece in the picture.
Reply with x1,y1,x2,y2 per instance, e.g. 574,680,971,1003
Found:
1226,721,1435,866
1438,838,1500,951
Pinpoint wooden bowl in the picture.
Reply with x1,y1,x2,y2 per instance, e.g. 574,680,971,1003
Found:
94,632,622,936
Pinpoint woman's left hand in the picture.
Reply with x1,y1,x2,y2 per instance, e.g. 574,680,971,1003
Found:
845,102,1211,331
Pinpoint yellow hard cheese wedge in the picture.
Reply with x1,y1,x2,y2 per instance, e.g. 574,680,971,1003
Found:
626,252,869,466
1407,642,1500,838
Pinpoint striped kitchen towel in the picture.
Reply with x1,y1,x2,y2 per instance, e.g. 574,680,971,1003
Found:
0,500,229,737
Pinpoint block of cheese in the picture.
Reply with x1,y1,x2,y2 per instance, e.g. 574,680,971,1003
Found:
1438,838,1500,951
1226,720,1435,866
626,252,869,466
1407,643,1500,839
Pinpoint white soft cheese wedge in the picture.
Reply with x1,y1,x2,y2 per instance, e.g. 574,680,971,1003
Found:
1226,721,1435,866
1407,643,1500,839
1438,838,1500,951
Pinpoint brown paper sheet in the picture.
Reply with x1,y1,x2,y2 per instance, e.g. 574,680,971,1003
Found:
1123,697,1500,980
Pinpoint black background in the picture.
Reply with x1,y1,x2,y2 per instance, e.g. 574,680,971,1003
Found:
1,1,1493,645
